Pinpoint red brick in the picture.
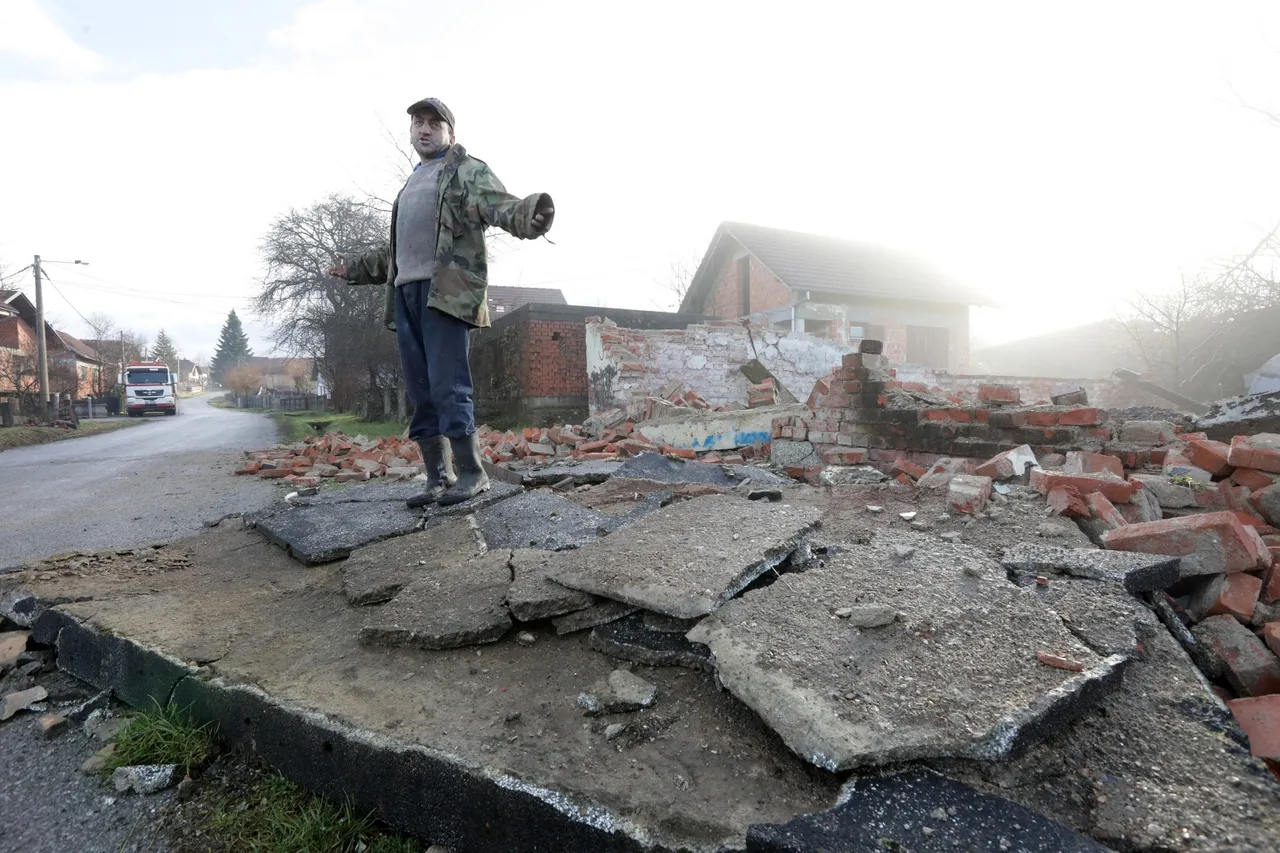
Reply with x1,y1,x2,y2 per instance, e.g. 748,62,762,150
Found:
335,470,370,482
235,462,261,475
1048,486,1090,519
1102,511,1269,574
1085,492,1127,531
923,409,950,422
257,468,293,479
1184,439,1233,477
1262,622,1280,658
1229,434,1280,475
1195,614,1280,695
1250,483,1280,528
578,451,617,461
1233,468,1280,492
1064,450,1124,478
1196,572,1263,623
948,474,993,515
1228,695,1280,759
1026,411,1059,427
891,457,928,480
977,384,1021,405
1035,652,1085,672
841,352,863,369
1265,562,1280,604
1059,408,1104,426
662,446,696,459
822,448,867,465
1030,469,1136,504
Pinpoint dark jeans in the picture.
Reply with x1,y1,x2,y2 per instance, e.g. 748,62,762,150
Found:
394,280,475,441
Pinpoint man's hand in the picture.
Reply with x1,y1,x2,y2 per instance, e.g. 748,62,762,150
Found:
532,202,554,231
327,254,349,279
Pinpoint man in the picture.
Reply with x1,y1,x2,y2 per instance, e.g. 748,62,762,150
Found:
329,98,554,507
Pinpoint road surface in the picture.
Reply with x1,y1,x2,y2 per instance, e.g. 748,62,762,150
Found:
0,393,282,567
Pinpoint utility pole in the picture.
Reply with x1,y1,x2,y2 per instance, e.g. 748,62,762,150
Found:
33,255,51,423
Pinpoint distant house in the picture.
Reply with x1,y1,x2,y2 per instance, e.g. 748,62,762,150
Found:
178,359,205,388
243,356,315,392
485,286,566,321
0,289,103,399
679,222,991,371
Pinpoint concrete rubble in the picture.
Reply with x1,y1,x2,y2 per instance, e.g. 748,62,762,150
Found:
13,347,1280,851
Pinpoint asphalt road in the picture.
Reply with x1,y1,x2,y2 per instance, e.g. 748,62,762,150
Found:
0,393,282,567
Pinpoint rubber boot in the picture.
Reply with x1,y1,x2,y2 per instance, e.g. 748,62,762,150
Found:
438,432,491,506
406,436,456,509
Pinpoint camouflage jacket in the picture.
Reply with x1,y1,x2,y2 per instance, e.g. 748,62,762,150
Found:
344,144,553,329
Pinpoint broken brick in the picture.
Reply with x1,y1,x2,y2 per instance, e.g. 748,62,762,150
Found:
1063,451,1124,478
661,446,696,460
1035,651,1085,672
1058,408,1105,426
1229,434,1280,474
1193,614,1280,696
1233,468,1280,492
948,474,993,515
1030,469,1136,504
974,445,1037,481
234,462,261,475
1228,695,1280,759
1187,573,1262,624
1047,486,1090,519
1251,483,1280,528
257,468,293,479
1103,511,1270,575
822,448,867,466
1262,622,1280,658
977,384,1020,405
1118,420,1177,445
1184,439,1233,477
891,457,927,481
1084,492,1127,532
1265,562,1280,604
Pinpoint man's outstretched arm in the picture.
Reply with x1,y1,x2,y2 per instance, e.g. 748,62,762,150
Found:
465,163,554,240
328,246,390,284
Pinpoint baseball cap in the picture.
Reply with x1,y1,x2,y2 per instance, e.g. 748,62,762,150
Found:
406,97,455,129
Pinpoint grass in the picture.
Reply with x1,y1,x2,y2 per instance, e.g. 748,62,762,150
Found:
270,410,406,443
202,773,423,853
0,417,147,452
104,701,217,774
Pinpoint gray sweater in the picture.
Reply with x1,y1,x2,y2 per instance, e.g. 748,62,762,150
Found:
393,158,444,285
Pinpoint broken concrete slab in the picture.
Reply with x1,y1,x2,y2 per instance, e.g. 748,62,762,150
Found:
577,669,658,715
544,494,820,619
688,532,1125,771
746,768,1111,852
0,684,47,720
474,490,610,551
518,459,622,488
1000,543,1182,592
419,480,523,520
358,551,513,650
293,481,430,505
642,611,700,634
770,439,820,469
1129,473,1198,509
507,549,596,622
591,613,713,670
551,599,638,635
615,452,787,488
1012,575,1154,658
930,615,1280,852
252,501,424,565
341,516,483,606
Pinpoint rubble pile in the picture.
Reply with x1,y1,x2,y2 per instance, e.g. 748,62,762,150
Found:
234,432,424,487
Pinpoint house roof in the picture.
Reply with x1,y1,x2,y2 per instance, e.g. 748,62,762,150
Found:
54,331,103,363
486,286,567,316
680,221,992,314
179,359,202,374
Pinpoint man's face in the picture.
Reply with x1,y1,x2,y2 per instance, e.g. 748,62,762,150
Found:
411,111,453,159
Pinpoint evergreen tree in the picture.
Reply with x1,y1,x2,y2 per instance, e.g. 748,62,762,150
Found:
151,328,178,373
210,310,253,384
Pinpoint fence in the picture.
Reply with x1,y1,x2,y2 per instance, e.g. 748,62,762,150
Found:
225,393,327,411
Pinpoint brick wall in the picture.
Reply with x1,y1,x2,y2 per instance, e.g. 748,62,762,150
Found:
586,318,857,414
892,366,1168,411
697,254,793,318
522,319,586,397
0,316,35,353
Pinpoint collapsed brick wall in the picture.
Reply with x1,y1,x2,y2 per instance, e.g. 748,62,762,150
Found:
774,354,1178,477
892,365,1168,411
586,318,857,415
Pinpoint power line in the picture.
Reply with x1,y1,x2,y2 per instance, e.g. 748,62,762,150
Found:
37,268,94,327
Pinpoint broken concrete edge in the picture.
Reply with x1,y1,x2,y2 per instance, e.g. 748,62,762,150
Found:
7,590,680,852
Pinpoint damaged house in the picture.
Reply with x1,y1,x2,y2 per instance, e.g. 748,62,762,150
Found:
678,221,991,371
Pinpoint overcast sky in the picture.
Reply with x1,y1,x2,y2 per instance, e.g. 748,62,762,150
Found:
2,0,1279,362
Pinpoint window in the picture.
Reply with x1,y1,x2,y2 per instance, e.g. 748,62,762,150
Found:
906,326,950,369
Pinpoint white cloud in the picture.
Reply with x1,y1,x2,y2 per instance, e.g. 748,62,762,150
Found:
0,0,105,77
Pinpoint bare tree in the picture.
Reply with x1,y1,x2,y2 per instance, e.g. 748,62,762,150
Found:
653,256,701,311
1120,224,1280,400
254,193,402,418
